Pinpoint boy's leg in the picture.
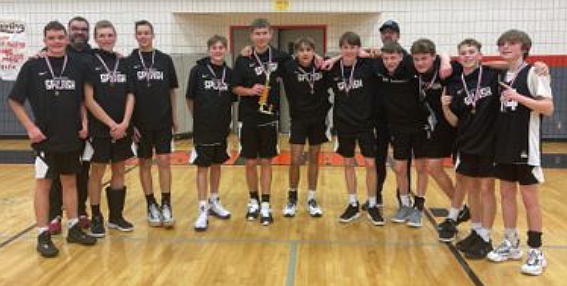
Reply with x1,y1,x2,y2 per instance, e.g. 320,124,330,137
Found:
61,174,96,246
48,178,63,234
195,166,210,231
88,162,106,237
520,184,546,275
426,158,454,200
284,143,303,217
306,145,323,217
487,178,522,262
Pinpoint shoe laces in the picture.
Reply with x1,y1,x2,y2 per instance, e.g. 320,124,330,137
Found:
247,200,259,211
149,203,161,218
526,249,541,266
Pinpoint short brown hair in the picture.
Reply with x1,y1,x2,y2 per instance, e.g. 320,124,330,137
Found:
68,16,89,30
339,31,361,47
497,29,532,58
207,35,228,49
411,38,436,55
294,37,315,52
250,18,271,32
381,42,404,54
44,21,67,37
458,38,482,52
94,20,116,38
135,20,154,33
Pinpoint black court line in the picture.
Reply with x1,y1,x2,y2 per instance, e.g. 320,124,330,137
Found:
422,209,485,286
0,165,138,251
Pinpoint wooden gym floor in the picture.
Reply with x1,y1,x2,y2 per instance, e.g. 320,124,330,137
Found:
0,137,566,286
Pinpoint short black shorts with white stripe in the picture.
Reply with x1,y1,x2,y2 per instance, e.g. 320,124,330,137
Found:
190,142,230,167
455,152,495,178
34,151,82,179
136,128,174,159
335,131,376,158
83,137,134,164
289,117,329,146
495,163,544,185
239,121,279,159
390,129,427,160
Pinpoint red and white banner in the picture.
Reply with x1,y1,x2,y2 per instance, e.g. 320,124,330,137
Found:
0,19,26,81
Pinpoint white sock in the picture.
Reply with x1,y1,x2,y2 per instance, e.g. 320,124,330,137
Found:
348,194,358,205
477,228,491,242
471,222,482,233
210,193,219,202
68,218,79,228
38,227,49,235
368,196,377,208
307,190,316,202
199,200,208,211
447,207,460,221
261,201,270,209
504,228,519,242
400,194,411,207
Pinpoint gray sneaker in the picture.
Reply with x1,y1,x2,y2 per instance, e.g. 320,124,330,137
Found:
391,206,413,223
406,208,423,228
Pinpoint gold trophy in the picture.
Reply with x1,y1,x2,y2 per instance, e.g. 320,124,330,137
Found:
258,73,273,114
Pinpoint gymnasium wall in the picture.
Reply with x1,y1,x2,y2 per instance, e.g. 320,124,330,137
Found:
1,0,565,138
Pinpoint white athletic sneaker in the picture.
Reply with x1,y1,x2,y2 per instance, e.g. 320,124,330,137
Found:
521,248,547,276
307,199,323,217
194,205,209,232
283,201,297,218
161,203,175,228
147,202,163,227
260,202,273,226
487,238,524,262
209,198,231,219
246,199,260,220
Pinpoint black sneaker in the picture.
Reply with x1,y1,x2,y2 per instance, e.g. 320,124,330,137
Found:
339,202,360,223
456,205,471,225
37,231,59,258
456,231,480,252
465,238,493,260
367,206,385,226
67,224,97,246
90,215,106,238
108,217,135,232
438,219,458,242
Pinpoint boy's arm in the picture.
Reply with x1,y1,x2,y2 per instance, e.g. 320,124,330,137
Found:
500,76,554,116
441,90,458,127
8,99,47,143
438,53,453,79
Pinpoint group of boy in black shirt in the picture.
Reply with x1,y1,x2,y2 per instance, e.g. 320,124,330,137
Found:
8,17,554,276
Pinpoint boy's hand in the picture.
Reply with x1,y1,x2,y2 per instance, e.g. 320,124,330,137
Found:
78,126,88,139
441,95,452,107
500,82,522,102
250,84,264,96
241,45,253,57
133,127,141,143
27,125,47,143
533,61,549,76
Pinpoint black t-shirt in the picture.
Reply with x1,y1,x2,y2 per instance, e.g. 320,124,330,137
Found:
447,66,500,156
128,49,179,130
8,55,87,152
374,55,427,132
67,44,94,65
232,46,292,125
281,58,331,121
328,58,378,134
86,49,134,138
186,57,236,144
417,56,459,133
